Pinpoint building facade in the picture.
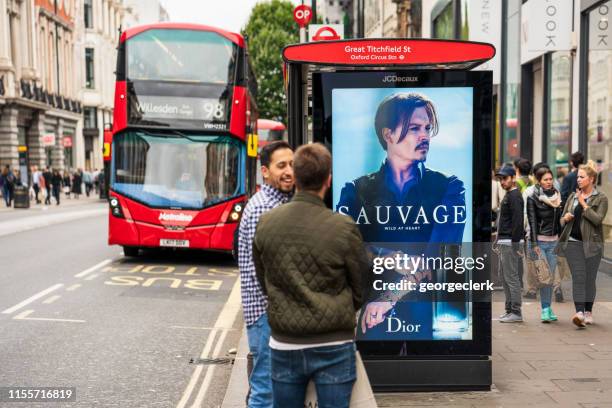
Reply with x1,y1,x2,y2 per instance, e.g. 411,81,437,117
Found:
1,0,82,183
0,0,168,180
413,0,612,250
363,0,399,38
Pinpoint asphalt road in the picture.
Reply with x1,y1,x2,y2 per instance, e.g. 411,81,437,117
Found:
0,209,241,407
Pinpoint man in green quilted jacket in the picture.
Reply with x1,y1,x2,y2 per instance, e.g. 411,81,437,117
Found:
253,143,369,408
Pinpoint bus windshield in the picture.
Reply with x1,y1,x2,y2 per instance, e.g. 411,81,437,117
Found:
127,29,237,84
112,132,243,209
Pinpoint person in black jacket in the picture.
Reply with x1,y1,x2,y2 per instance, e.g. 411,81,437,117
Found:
561,151,584,205
527,167,562,323
51,169,63,205
496,165,525,323
42,167,53,205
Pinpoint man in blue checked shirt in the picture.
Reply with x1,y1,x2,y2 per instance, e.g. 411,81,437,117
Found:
238,140,294,408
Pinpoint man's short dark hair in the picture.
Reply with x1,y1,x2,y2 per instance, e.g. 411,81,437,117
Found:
570,151,585,168
294,143,331,192
514,158,532,176
374,93,439,150
260,141,292,168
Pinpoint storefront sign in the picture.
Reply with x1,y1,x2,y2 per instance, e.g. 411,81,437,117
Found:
469,0,501,84
522,0,572,60
589,2,612,51
42,133,56,147
63,136,73,148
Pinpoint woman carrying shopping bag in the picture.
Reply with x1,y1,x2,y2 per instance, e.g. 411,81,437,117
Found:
558,161,608,328
527,167,562,323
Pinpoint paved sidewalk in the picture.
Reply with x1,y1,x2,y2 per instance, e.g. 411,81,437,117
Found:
222,291,612,408
0,192,104,214
0,195,107,236
376,297,612,407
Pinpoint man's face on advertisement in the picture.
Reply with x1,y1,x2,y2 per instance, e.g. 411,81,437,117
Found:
383,107,432,163
262,148,294,193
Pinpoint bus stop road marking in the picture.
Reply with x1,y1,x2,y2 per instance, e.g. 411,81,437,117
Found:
66,284,82,292
42,295,61,305
176,278,241,408
2,284,64,315
12,309,86,323
74,259,113,278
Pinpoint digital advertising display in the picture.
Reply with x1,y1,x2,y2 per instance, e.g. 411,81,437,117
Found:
333,86,474,342
312,70,492,357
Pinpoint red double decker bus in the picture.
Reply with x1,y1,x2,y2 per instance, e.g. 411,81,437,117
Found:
108,23,258,256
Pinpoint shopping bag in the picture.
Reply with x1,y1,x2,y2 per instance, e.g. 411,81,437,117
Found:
304,351,378,408
533,257,553,288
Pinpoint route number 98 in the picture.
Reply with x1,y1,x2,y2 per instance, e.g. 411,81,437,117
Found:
203,102,224,120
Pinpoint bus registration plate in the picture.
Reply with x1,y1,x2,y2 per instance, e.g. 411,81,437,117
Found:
160,239,190,248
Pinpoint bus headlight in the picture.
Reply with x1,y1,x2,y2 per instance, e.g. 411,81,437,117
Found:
109,196,124,218
227,201,245,223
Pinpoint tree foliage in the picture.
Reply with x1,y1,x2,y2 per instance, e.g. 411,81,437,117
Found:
243,0,299,123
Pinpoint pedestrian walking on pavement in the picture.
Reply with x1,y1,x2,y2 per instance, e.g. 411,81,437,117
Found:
558,160,608,328
63,170,72,199
43,167,52,205
32,166,42,204
51,169,63,205
93,168,100,194
523,162,564,302
237,141,294,408
527,167,562,323
83,169,93,197
495,165,525,323
253,143,368,408
0,165,16,207
72,169,83,199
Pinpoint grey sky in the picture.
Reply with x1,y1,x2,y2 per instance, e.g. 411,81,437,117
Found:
162,0,305,34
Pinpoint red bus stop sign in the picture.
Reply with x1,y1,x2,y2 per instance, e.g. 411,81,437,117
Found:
293,5,312,27
312,26,341,41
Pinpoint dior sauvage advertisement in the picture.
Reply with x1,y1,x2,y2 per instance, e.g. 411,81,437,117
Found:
332,87,474,341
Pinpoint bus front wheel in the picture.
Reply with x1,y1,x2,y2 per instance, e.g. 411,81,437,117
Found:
123,246,140,257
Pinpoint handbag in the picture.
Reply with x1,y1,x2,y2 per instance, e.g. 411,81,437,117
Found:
533,256,554,288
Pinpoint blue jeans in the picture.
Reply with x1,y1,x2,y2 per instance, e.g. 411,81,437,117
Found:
536,241,557,309
271,342,356,408
246,313,272,408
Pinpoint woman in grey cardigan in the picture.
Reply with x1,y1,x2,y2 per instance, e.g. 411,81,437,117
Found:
558,161,608,328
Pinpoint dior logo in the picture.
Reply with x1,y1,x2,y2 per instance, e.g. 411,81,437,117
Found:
386,317,421,333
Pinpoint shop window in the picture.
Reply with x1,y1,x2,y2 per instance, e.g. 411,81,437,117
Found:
584,0,612,252
432,2,454,39
546,51,572,176
501,0,522,163
460,0,469,40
